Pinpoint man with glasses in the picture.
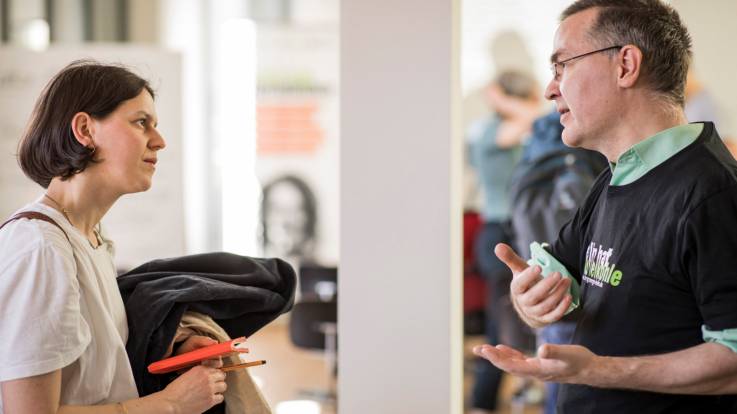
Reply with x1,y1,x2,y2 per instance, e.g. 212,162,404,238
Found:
474,1,737,413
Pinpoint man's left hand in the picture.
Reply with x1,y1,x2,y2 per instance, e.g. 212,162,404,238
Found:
473,342,599,384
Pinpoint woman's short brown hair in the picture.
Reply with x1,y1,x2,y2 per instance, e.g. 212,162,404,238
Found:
18,60,155,188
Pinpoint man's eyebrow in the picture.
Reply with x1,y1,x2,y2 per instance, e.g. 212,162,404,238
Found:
550,50,563,63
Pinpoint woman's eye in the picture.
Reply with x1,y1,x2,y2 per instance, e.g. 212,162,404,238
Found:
136,119,147,127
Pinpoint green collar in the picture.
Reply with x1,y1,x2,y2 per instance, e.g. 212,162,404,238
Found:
609,123,704,186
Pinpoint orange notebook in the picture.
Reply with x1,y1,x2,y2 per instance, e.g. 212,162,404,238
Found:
148,337,249,374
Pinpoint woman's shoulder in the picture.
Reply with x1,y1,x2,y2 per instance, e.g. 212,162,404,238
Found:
0,203,74,266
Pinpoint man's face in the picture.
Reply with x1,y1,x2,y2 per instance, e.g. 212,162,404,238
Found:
545,8,619,149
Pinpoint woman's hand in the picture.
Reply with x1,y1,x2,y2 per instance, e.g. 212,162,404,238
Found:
161,365,227,414
175,335,223,368
162,335,227,413
176,335,216,355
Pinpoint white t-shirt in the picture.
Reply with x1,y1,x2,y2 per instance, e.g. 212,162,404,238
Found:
0,200,138,410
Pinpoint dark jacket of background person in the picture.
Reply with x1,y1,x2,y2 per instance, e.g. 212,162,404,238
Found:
117,253,296,397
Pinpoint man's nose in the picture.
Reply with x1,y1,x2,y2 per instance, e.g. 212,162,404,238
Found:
544,78,560,101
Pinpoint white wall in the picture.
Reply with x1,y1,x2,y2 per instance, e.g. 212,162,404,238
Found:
462,0,570,96
340,1,463,413
671,0,737,138
159,0,211,254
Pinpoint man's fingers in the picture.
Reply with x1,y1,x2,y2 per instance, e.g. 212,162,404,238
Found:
474,344,526,361
510,266,543,296
495,344,526,359
527,276,571,313
527,272,564,298
478,346,540,377
517,272,563,307
476,345,508,368
538,343,563,359
473,344,497,359
540,294,572,324
495,243,529,274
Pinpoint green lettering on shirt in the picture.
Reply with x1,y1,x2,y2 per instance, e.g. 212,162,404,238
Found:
610,270,622,287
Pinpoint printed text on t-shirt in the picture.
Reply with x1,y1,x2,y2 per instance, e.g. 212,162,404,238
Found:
583,242,623,288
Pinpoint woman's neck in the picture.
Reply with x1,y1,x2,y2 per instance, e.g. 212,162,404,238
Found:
43,175,119,244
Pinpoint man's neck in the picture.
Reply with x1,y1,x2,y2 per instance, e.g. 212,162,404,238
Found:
597,99,688,162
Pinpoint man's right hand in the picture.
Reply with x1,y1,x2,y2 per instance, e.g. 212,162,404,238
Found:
495,243,573,328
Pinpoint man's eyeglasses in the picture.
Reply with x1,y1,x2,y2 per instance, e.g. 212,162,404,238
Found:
550,45,622,80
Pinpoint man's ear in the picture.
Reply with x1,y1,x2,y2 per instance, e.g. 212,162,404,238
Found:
617,45,643,89
70,112,96,149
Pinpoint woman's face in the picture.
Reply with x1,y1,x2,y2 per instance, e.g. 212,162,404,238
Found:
88,90,166,194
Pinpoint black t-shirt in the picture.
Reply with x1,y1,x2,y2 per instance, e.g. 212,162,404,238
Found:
551,122,737,413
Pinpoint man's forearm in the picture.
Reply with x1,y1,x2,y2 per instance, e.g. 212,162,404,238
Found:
581,342,737,394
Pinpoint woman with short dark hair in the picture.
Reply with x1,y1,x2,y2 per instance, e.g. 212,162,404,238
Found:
0,60,225,414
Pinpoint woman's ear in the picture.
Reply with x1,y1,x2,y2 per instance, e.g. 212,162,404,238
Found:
70,112,96,149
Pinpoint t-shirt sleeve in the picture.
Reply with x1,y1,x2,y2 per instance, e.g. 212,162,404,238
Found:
551,206,585,282
0,233,91,381
680,187,737,332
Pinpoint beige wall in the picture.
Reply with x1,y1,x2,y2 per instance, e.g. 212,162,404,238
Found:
672,0,737,138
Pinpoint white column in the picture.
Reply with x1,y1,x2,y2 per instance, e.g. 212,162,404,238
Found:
339,0,463,413
159,0,210,253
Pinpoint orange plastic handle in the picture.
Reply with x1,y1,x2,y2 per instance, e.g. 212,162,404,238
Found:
147,337,249,374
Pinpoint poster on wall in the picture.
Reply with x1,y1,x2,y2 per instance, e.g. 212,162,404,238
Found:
0,47,184,270
255,26,339,268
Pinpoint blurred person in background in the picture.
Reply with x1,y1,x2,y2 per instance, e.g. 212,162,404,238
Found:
466,70,541,413
685,68,737,157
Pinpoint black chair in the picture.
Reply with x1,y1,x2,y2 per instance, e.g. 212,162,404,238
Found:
298,264,337,302
288,265,338,404
289,301,337,350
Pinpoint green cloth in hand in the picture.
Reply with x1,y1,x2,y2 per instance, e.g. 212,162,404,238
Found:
526,242,580,314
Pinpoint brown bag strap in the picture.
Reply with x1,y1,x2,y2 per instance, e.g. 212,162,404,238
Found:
0,211,71,242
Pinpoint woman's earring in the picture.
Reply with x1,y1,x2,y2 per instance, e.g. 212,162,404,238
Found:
88,145,96,154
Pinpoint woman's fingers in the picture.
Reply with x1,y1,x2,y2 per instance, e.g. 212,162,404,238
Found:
201,356,223,368
177,335,217,355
